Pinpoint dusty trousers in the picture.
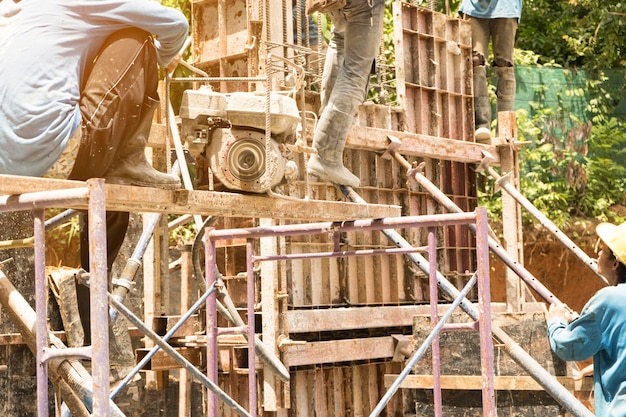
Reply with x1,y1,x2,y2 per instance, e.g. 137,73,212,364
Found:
467,16,518,133
69,28,161,181
67,28,167,343
307,0,385,187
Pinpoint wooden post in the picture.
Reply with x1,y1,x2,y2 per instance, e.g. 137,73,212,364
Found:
498,111,524,312
260,218,282,410
178,244,193,417
143,213,168,390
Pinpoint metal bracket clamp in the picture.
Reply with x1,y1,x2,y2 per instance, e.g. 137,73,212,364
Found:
391,334,413,362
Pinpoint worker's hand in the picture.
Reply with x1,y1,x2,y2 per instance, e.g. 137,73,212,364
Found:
546,303,576,324
166,53,182,75
573,364,594,381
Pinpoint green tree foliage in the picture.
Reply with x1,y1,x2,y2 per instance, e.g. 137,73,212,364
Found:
517,0,626,69
479,2,626,226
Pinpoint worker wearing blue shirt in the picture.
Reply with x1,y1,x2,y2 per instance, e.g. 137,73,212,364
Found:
459,0,522,142
547,222,626,416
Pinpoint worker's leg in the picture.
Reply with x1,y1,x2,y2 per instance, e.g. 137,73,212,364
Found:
76,211,129,344
69,28,179,188
69,29,178,343
319,28,344,113
307,0,385,187
491,18,518,114
468,16,492,141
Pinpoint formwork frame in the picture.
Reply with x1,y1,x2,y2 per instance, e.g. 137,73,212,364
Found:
204,210,495,417
0,1,599,416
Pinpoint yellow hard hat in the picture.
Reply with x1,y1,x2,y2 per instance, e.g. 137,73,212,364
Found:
596,222,626,265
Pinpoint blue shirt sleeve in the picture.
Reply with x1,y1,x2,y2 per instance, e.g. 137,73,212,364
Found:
547,296,603,361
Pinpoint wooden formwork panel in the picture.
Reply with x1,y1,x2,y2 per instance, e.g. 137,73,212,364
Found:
290,363,403,417
191,0,264,92
184,2,484,416
393,2,473,140
192,0,250,64
392,2,478,299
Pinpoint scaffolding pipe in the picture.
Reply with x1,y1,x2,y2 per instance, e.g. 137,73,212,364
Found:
399,159,571,309
216,280,291,382
478,156,608,286
109,210,162,322
190,216,288,380
0,187,89,212
370,273,478,417
107,292,252,417
339,185,595,417
0,270,123,416
0,209,78,250
110,283,217,399
45,208,78,230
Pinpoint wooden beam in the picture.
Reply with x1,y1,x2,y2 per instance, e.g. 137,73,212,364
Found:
383,374,594,392
135,347,203,371
0,174,400,220
0,331,66,346
284,303,545,333
347,126,500,165
282,336,395,367
285,305,431,333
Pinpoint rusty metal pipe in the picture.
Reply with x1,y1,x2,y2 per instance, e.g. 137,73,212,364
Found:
339,185,595,417
402,161,568,308
108,292,251,417
0,208,78,250
0,270,124,416
110,282,217,400
370,273,478,417
482,163,608,286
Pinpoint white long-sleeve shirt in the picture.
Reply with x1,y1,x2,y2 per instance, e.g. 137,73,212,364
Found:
0,0,188,176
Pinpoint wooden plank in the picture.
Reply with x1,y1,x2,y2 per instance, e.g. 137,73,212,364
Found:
328,255,341,305
178,246,193,417
294,370,312,417
285,305,432,333
135,347,202,371
347,237,360,303
367,365,378,413
346,126,498,165
382,374,595,392
314,368,327,417
143,213,163,388
498,112,524,311
332,367,346,417
284,303,546,333
260,219,280,410
282,336,395,367
0,174,400,220
352,366,365,417
289,242,306,307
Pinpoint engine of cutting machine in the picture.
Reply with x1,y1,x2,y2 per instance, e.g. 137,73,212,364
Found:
179,86,301,194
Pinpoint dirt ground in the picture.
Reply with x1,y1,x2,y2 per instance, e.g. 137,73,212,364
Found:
490,220,607,313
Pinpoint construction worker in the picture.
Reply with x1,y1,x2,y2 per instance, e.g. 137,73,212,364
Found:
305,0,385,188
0,0,188,341
546,222,626,416
459,0,522,142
